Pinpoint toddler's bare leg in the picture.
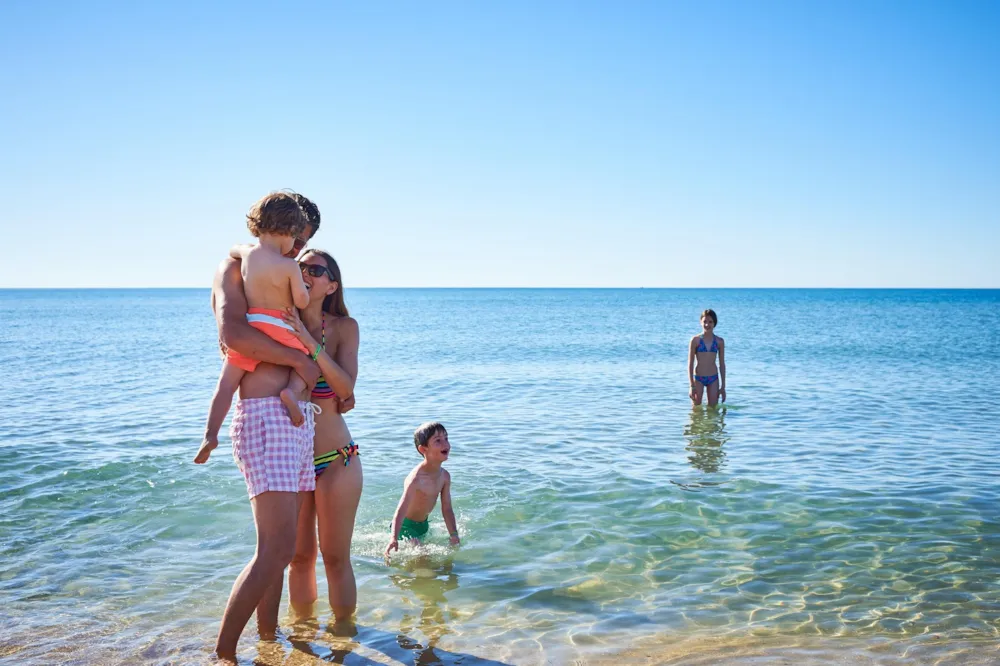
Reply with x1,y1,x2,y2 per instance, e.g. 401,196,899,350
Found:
279,372,308,426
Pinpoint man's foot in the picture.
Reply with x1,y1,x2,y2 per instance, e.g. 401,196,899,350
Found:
211,650,237,665
281,389,305,426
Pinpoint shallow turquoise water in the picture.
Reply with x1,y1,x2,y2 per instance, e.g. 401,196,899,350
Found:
1,289,998,665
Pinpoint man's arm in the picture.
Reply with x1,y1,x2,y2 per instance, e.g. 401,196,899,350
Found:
213,258,321,386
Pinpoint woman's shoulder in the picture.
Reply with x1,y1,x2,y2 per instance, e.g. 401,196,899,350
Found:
328,314,359,336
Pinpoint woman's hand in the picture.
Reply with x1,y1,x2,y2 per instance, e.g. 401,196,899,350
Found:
282,308,320,355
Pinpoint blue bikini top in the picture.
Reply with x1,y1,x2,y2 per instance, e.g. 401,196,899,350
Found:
696,336,719,353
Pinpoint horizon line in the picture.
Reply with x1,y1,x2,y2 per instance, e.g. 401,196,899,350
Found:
2,286,999,291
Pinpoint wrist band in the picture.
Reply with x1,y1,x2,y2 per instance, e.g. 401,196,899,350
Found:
311,346,320,361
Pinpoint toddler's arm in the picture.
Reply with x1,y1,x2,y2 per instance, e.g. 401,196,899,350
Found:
441,471,460,545
194,361,244,464
288,261,310,310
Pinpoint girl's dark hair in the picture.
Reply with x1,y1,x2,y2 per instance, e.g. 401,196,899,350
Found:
302,249,348,317
701,309,718,325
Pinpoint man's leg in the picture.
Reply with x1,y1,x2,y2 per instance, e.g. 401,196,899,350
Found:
214,491,299,662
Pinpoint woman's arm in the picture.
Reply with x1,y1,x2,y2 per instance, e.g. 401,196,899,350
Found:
282,312,358,399
718,337,727,402
213,258,321,386
440,471,459,545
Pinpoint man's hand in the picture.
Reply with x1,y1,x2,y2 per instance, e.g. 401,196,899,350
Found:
293,357,322,390
338,394,356,414
194,435,219,464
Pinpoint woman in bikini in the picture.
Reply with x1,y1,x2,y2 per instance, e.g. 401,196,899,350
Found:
278,249,363,624
688,308,726,407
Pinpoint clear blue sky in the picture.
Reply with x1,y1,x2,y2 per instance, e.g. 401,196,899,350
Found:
1,1,997,287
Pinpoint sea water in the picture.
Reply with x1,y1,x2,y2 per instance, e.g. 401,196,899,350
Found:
1,289,998,664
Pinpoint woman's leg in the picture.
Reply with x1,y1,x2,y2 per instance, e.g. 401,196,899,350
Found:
215,490,300,662
316,457,363,622
288,490,319,616
691,380,705,406
706,380,720,407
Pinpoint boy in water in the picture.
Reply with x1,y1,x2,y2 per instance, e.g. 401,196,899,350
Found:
194,192,315,464
385,422,460,561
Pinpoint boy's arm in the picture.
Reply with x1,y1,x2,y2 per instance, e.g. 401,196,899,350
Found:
385,477,415,559
213,258,320,387
389,480,415,541
441,471,460,544
288,260,310,310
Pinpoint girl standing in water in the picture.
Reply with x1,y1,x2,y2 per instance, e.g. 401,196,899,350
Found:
688,309,726,406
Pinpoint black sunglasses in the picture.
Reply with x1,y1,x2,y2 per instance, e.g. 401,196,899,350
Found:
300,263,333,280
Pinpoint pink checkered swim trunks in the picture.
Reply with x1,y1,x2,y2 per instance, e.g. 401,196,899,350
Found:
230,396,319,499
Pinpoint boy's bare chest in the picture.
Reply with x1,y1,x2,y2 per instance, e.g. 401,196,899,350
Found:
412,474,444,500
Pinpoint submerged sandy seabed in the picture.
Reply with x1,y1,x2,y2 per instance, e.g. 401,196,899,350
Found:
4,623,999,666
608,633,1000,665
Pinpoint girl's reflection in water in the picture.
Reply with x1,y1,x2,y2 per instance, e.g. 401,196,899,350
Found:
684,406,729,474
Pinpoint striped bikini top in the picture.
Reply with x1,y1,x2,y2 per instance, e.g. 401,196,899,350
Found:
311,313,337,401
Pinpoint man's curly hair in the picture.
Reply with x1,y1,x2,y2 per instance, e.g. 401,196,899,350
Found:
246,192,306,238
291,193,321,238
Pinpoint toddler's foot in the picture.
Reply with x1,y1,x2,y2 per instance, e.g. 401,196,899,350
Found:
281,389,305,426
